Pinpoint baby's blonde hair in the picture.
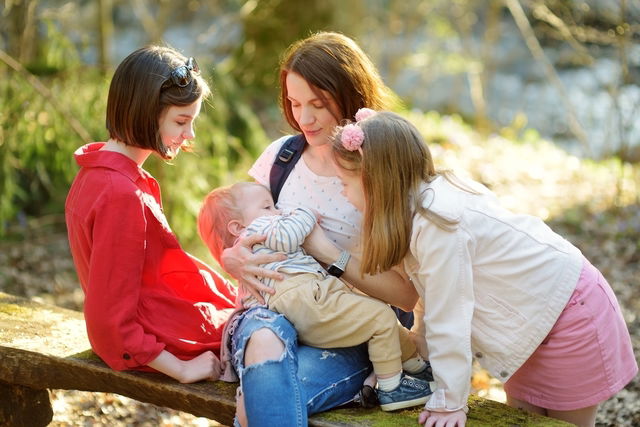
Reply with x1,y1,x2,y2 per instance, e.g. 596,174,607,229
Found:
197,182,265,264
332,111,458,276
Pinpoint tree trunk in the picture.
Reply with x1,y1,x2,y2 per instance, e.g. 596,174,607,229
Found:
0,382,52,427
97,0,113,72
4,0,39,65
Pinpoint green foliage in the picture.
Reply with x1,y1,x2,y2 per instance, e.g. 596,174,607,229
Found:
1,56,269,254
0,67,107,234
228,0,365,101
1,17,105,237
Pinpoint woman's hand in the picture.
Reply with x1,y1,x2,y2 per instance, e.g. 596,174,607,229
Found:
419,409,467,427
221,234,286,304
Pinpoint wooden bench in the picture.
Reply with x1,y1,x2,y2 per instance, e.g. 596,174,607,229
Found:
0,292,571,426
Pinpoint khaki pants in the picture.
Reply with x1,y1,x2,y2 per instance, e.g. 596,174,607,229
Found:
268,273,417,376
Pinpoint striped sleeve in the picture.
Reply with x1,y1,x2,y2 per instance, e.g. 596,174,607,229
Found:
247,208,316,253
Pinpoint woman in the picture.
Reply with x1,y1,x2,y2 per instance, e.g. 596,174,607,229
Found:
221,32,420,426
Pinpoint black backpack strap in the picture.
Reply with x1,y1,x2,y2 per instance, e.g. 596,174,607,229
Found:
269,134,306,204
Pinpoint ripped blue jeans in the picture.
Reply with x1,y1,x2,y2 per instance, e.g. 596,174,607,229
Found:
229,306,371,426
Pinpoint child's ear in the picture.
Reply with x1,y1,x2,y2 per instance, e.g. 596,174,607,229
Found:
228,219,245,237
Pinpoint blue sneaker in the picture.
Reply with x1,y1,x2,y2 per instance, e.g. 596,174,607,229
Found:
377,374,432,411
406,361,434,383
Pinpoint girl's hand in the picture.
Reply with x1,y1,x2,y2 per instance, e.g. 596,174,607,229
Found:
221,234,286,304
419,409,467,427
177,351,222,383
148,350,221,384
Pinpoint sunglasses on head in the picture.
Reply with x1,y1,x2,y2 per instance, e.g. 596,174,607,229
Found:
163,57,199,88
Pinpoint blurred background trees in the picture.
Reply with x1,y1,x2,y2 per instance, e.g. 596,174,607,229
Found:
1,0,638,252
2,3,639,423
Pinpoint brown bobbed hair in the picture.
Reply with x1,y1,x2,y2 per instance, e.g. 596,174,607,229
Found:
106,45,210,159
333,112,458,276
279,32,397,129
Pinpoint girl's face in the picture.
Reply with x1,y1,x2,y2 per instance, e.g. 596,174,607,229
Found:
336,166,365,212
285,72,339,148
158,98,202,158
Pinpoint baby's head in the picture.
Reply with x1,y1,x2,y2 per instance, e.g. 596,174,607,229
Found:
198,182,280,263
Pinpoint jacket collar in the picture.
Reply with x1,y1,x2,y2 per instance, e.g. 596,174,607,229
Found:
74,143,150,183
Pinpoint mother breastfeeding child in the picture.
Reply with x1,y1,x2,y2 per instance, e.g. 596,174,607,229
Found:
218,32,433,425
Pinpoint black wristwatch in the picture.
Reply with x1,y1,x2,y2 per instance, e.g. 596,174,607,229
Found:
327,250,351,278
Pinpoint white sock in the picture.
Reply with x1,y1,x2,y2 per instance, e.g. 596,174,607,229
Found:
402,356,427,374
377,372,402,391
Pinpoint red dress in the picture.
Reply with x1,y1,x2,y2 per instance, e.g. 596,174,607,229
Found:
65,143,237,371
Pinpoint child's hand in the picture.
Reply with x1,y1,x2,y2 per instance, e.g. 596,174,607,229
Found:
310,208,322,223
419,409,466,427
177,351,221,383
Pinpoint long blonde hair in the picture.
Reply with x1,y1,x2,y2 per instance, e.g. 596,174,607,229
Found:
332,112,458,275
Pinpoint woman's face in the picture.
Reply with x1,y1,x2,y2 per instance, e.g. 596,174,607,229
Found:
158,98,202,158
285,72,339,148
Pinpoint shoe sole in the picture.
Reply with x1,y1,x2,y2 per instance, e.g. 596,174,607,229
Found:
379,395,430,412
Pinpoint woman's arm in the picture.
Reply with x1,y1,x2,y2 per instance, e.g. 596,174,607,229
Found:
302,224,418,311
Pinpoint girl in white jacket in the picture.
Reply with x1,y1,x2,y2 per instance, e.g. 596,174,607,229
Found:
330,109,637,427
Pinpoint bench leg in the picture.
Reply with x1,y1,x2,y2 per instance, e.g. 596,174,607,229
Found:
0,382,53,427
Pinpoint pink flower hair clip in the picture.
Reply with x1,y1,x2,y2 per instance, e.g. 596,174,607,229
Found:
341,108,376,154
355,107,377,122
341,124,364,154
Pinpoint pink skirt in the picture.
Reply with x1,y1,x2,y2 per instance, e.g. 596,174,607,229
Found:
503,258,638,410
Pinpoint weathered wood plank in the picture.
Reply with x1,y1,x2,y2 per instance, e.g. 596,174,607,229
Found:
0,292,88,357
0,292,571,426
0,291,237,425
0,346,237,425
310,395,573,426
0,382,53,427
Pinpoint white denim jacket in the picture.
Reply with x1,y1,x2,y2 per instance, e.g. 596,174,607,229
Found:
404,176,583,412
